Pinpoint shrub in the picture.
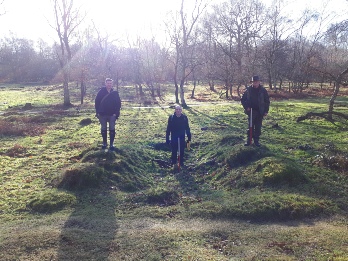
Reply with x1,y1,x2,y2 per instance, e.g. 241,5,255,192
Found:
313,153,348,172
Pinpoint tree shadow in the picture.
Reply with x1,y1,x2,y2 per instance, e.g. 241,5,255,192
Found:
57,189,118,260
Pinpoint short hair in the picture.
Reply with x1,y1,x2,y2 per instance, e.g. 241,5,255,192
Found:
105,78,113,83
175,105,182,110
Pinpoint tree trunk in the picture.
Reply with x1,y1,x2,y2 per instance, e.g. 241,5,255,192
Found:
179,79,187,107
191,79,196,98
63,79,70,106
229,84,233,98
279,78,283,89
209,80,215,91
80,80,85,104
174,78,179,104
328,81,340,120
237,84,242,98
267,70,273,90
138,83,144,96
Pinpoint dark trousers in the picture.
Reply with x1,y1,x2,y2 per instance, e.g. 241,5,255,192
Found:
247,110,263,143
171,137,185,165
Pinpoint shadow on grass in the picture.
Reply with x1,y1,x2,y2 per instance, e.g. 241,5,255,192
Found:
187,106,234,128
57,190,117,261
55,151,119,260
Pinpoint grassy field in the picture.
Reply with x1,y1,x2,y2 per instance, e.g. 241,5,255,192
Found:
0,83,347,260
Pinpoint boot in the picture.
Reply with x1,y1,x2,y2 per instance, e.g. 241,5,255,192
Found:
101,130,107,149
109,130,116,151
254,138,260,147
244,129,251,146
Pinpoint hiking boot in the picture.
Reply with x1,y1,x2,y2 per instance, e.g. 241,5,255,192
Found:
102,143,107,149
254,141,261,147
244,142,251,146
109,145,116,151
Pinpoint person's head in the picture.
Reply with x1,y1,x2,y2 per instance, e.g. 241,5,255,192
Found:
105,78,113,91
174,105,182,117
251,75,261,88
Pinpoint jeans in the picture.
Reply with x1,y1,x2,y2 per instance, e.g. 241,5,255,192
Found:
98,115,117,131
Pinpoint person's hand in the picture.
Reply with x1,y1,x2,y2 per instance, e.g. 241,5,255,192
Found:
95,113,99,118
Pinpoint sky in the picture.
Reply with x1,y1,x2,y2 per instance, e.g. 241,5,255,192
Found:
0,0,347,45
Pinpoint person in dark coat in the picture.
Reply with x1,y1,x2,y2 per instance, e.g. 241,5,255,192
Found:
166,105,191,166
241,75,270,147
95,78,121,151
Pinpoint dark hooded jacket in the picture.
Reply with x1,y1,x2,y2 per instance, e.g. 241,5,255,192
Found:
95,87,121,117
241,85,270,116
166,113,191,141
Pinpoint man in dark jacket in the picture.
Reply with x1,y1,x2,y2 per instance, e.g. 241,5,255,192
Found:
241,75,270,147
166,105,191,166
95,78,121,151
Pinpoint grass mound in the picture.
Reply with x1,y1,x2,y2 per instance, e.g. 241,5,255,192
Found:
146,189,180,206
220,156,309,189
148,142,171,152
79,118,92,126
27,190,76,213
65,146,155,192
58,163,106,190
224,147,265,168
188,192,335,221
228,192,335,221
261,157,309,186
194,134,269,173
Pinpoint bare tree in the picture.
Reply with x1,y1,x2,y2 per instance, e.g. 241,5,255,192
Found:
51,0,85,106
323,20,348,119
296,16,348,122
261,0,301,90
200,20,220,91
138,38,168,98
166,0,209,107
0,0,5,16
208,0,266,98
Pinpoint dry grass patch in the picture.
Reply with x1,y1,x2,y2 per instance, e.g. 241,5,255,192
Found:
2,144,30,157
0,118,46,136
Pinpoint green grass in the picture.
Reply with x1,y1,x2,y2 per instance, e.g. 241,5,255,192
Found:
0,83,348,260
